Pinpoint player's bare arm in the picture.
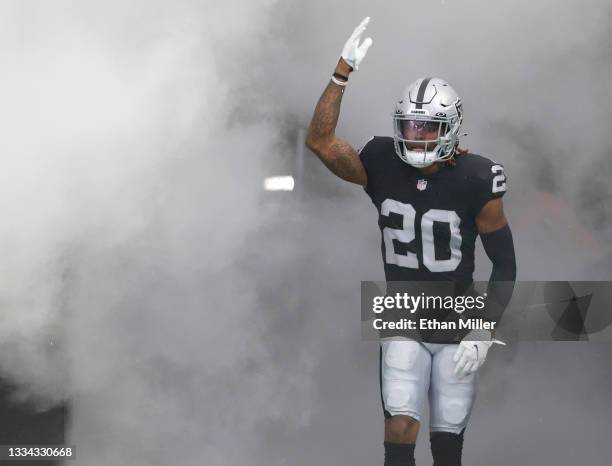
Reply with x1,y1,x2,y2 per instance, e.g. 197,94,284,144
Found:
305,60,367,185
475,198,508,234
305,17,372,186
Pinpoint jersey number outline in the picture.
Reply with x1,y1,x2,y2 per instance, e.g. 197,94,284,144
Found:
491,165,507,193
381,199,462,272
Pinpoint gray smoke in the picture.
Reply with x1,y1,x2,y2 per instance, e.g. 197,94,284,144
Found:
0,0,610,465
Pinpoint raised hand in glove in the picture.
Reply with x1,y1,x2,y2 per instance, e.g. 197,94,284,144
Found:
340,16,373,71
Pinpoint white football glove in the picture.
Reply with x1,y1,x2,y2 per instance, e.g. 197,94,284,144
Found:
453,330,505,379
340,17,373,71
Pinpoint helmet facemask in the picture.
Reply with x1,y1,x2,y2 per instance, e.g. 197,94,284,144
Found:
392,114,459,168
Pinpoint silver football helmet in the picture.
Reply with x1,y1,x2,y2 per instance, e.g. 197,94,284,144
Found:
392,77,463,168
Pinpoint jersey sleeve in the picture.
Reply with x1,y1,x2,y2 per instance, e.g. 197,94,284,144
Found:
358,136,385,197
471,159,508,214
358,136,376,167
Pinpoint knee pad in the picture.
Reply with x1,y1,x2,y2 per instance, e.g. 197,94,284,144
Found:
430,430,464,466
432,393,472,431
380,341,430,419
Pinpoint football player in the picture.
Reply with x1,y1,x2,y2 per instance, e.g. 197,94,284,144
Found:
305,17,517,466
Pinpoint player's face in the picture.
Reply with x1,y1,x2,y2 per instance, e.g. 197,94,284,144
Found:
400,120,442,151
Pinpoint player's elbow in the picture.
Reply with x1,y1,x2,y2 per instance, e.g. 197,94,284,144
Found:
305,135,319,152
305,132,325,153
481,224,517,282
305,135,331,159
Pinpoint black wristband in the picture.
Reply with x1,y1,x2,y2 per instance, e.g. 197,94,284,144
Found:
332,72,349,82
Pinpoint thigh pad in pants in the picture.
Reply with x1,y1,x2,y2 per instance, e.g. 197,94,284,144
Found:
428,343,477,434
380,340,431,421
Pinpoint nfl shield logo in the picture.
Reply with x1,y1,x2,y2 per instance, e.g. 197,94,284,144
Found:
417,179,427,191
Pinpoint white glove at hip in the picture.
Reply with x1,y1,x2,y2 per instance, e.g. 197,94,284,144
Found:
453,329,505,379
340,17,373,71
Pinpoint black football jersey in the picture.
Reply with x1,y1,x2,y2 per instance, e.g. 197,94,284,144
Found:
359,136,507,283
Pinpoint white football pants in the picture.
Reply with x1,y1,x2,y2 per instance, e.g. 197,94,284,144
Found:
380,339,477,434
